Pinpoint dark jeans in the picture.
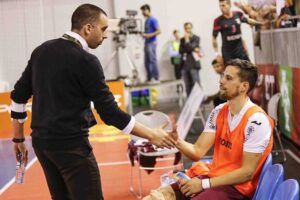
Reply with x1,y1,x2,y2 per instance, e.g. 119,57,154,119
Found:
34,146,103,200
182,68,200,96
173,64,182,80
144,42,159,81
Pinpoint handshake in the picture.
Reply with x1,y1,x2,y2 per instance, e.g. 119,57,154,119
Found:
130,112,180,149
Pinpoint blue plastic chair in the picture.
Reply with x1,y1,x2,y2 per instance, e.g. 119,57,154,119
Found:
253,164,284,200
273,179,299,200
252,154,273,199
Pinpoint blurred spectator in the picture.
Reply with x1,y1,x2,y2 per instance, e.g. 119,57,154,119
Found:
203,59,226,107
234,1,277,30
140,4,161,83
180,22,202,96
276,0,297,28
168,30,182,80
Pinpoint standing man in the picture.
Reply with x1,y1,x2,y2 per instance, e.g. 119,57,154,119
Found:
180,22,202,96
10,4,175,200
144,59,274,200
140,4,161,83
212,0,263,64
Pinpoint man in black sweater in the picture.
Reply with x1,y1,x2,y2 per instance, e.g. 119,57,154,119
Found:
179,22,202,96
10,4,175,200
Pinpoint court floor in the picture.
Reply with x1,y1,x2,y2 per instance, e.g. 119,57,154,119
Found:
0,125,175,200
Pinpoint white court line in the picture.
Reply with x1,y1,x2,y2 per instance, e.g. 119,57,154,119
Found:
0,157,38,196
285,149,300,164
98,157,175,167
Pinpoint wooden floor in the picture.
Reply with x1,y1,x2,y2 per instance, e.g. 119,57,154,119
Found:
0,127,175,200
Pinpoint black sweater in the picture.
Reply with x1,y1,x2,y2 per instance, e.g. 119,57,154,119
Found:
11,38,131,149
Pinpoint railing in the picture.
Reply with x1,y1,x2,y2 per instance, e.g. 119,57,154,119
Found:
254,16,300,67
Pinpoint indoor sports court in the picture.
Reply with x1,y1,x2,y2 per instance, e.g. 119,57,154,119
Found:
1,0,300,200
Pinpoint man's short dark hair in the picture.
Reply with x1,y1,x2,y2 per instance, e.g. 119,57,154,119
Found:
173,29,179,35
71,4,107,30
219,0,231,4
226,59,258,92
212,59,218,65
184,22,193,28
140,4,151,11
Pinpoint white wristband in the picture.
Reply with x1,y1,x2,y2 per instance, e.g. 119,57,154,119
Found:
201,178,211,189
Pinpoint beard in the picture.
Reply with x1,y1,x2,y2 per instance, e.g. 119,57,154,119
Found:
219,86,240,100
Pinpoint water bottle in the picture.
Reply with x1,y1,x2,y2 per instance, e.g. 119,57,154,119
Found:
174,172,190,181
15,154,26,184
160,172,176,187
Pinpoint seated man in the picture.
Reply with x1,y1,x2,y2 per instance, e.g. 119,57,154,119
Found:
144,59,274,200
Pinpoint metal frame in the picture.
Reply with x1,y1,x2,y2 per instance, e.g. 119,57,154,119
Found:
129,149,183,199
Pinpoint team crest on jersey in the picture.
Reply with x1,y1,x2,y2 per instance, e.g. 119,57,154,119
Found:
235,18,241,24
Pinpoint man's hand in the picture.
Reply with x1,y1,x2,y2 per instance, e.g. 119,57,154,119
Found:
14,143,28,165
149,128,176,149
179,177,203,197
184,33,191,42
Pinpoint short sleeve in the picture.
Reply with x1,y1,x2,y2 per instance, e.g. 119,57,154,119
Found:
243,113,272,153
213,17,221,38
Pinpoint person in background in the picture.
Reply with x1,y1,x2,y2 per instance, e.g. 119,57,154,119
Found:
212,0,264,64
140,4,161,83
203,59,226,107
276,0,297,28
10,4,175,200
234,0,276,30
169,29,182,80
180,22,202,96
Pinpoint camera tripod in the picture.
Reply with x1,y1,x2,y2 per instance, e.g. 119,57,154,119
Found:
104,34,141,85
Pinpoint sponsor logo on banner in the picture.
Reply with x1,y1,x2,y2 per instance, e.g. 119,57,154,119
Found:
279,66,293,138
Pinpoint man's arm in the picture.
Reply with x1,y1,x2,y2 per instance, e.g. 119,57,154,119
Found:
247,18,264,26
179,112,272,197
242,39,249,55
143,18,161,39
210,151,261,187
173,106,220,161
212,36,219,54
10,54,34,164
179,151,262,196
77,55,175,148
180,35,200,54
12,120,28,164
131,121,175,148
175,132,215,161
143,27,161,39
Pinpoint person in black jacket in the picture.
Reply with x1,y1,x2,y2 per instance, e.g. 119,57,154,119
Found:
179,22,202,96
10,4,175,200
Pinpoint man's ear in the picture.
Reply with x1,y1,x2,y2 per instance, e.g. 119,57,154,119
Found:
83,24,93,36
241,81,249,93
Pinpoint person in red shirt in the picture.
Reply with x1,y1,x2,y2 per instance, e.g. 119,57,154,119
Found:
212,0,263,64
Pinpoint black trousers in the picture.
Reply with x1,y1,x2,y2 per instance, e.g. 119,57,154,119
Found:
34,146,103,200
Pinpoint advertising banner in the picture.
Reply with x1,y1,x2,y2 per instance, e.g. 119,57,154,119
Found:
278,65,293,139
291,67,300,145
249,64,279,110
